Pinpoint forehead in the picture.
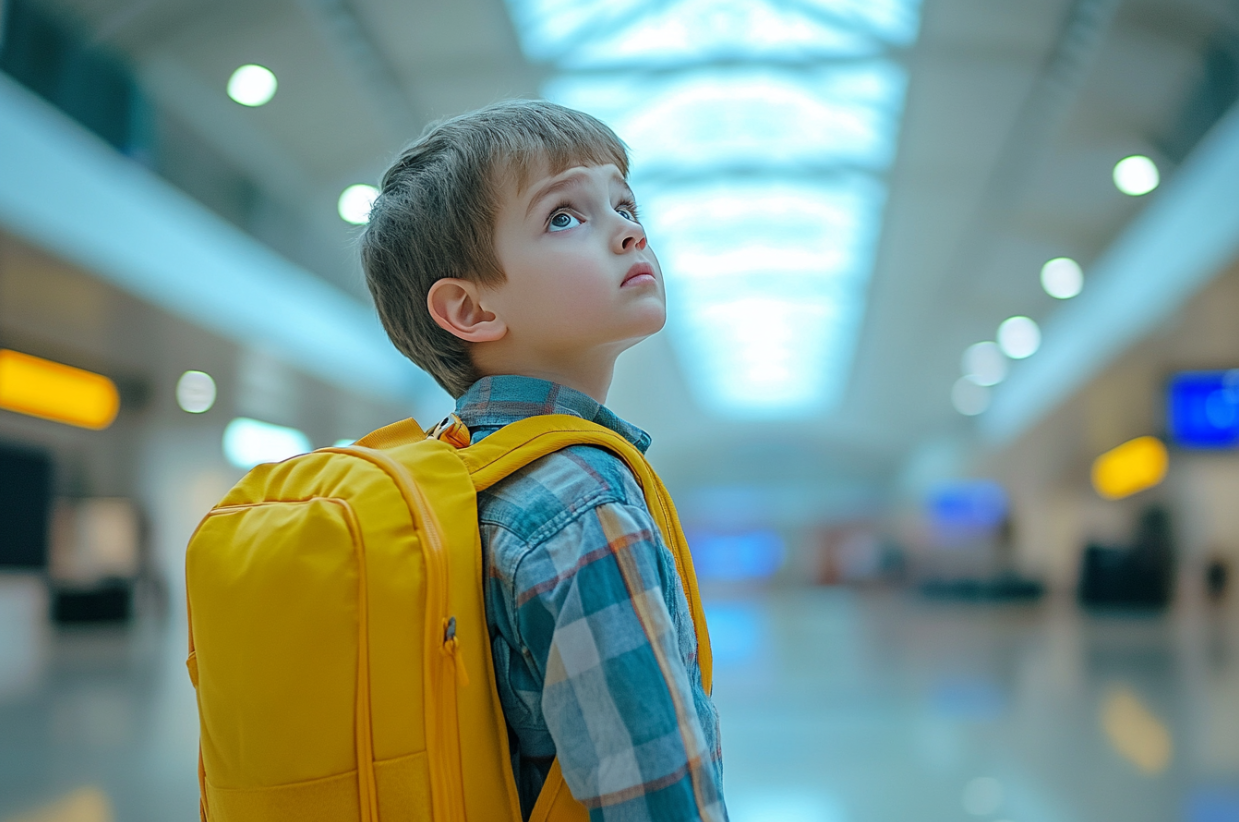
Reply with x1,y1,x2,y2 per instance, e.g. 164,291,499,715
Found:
496,158,631,217
496,144,626,192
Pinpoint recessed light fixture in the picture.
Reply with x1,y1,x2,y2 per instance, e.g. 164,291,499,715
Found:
227,64,278,107
1041,257,1083,299
1113,155,1159,196
176,370,217,413
962,341,1007,387
997,316,1040,359
952,377,989,416
338,184,379,225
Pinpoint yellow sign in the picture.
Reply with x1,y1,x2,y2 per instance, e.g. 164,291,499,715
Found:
1091,436,1168,500
0,349,119,430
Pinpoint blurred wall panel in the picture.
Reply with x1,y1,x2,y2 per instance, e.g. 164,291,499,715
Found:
49,498,141,583
0,229,413,608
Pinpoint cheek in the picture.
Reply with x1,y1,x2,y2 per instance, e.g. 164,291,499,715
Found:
521,255,614,317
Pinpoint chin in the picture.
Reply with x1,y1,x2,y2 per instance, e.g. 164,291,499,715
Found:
631,302,667,336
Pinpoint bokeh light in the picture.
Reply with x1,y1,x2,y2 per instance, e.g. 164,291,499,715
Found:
175,370,216,414
0,348,119,430
952,376,990,416
1041,257,1083,299
222,417,310,469
226,64,278,107
1113,154,1160,196
1091,436,1168,499
337,184,378,225
997,316,1040,359
962,341,1007,386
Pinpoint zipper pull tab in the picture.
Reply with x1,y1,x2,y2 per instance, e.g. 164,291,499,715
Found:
443,616,470,688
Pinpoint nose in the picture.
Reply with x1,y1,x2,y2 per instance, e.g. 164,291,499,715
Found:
614,215,648,253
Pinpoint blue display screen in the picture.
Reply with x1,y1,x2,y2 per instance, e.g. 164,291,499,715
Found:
928,480,1009,532
1167,371,1239,448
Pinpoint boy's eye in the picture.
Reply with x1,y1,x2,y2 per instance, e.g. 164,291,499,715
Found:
616,207,635,222
549,212,580,231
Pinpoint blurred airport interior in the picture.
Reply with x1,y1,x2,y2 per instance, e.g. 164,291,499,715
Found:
2,0,1239,819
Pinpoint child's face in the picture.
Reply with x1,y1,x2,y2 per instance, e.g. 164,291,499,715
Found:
485,161,666,361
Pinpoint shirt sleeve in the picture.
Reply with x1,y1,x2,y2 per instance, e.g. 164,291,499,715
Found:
511,500,726,822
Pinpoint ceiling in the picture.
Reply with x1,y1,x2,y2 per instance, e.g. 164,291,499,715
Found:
23,0,1239,522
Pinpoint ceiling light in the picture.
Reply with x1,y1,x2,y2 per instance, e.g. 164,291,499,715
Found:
1113,155,1159,196
227,64,278,107
176,370,216,413
338,184,378,225
222,417,310,469
952,377,989,416
997,316,1040,359
1041,257,1083,299
961,341,1006,387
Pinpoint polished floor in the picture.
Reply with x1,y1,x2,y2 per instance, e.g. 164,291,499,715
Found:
2,578,1238,822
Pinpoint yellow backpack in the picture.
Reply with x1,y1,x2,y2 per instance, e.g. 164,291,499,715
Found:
185,414,712,822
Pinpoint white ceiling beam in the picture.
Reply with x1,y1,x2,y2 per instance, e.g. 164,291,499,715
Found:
981,99,1239,444
0,74,426,403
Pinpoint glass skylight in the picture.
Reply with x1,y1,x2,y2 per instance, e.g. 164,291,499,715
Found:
509,0,921,67
506,0,922,417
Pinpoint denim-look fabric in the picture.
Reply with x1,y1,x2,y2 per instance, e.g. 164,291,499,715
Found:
455,376,726,822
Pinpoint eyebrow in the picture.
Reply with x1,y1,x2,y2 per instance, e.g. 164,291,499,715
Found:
525,169,633,218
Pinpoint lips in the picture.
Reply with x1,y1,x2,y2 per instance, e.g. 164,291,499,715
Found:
622,261,656,287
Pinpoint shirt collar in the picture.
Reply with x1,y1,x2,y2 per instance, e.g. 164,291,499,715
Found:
455,375,651,454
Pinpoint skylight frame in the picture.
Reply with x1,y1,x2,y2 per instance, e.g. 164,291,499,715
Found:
505,0,922,418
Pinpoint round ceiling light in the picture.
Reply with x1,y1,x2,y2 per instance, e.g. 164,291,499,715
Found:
1113,155,1159,196
997,316,1041,360
1041,257,1083,299
962,341,1007,387
227,64,278,107
338,184,379,225
952,377,990,416
176,370,216,413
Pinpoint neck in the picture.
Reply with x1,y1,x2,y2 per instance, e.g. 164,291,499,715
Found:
472,344,623,405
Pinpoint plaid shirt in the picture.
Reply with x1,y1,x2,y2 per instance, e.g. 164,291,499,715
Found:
456,376,726,822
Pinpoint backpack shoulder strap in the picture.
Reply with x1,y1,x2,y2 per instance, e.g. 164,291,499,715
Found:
457,414,712,689
354,417,427,449
461,415,715,822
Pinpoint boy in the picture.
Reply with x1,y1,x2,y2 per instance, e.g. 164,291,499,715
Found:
360,100,726,822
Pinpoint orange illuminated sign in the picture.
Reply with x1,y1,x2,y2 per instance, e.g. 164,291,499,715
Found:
1091,436,1168,500
0,349,119,430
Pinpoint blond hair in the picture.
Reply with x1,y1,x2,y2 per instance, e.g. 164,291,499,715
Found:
361,99,629,397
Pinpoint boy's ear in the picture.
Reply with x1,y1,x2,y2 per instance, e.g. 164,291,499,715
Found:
426,278,507,343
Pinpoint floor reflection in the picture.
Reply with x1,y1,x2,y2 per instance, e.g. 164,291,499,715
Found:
1,581,1237,822
711,589,1239,822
